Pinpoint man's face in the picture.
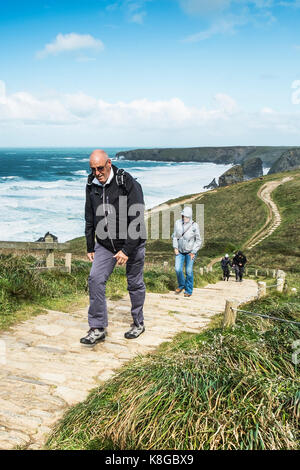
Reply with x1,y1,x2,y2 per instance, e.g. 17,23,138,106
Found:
90,155,112,184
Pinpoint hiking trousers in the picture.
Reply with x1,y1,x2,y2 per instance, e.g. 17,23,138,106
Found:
235,265,245,280
88,242,146,328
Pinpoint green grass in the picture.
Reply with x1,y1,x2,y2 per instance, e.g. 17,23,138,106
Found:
46,288,300,450
248,172,300,272
0,253,219,330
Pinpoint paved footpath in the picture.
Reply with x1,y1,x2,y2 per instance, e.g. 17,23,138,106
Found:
0,278,258,450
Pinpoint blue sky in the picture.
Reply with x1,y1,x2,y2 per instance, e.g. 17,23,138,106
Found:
1,0,300,146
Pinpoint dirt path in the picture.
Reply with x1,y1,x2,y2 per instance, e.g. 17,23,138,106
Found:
0,278,257,450
145,191,206,221
244,176,293,250
207,176,293,269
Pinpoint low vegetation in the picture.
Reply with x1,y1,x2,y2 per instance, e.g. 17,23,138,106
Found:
47,287,300,450
0,253,218,330
249,172,300,271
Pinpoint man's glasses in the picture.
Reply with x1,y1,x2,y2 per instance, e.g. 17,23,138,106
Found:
90,161,108,173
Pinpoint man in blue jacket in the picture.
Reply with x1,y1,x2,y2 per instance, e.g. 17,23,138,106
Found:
80,149,147,345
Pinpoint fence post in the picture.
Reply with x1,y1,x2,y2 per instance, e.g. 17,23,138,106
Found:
163,261,168,271
199,267,204,275
209,266,213,272
277,278,284,293
266,269,269,276
258,281,267,299
223,299,239,328
245,267,248,276
255,269,258,277
46,249,54,268
65,253,72,274
272,269,276,278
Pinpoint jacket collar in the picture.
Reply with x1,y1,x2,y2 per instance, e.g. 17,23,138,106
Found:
87,163,119,186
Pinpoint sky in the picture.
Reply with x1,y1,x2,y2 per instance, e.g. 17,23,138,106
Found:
1,0,300,147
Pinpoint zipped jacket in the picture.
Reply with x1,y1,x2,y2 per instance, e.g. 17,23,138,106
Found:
85,164,146,256
232,254,247,267
221,258,232,269
172,219,202,254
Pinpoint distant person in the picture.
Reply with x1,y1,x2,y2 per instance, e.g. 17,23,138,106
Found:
172,206,201,297
232,251,247,282
221,254,231,281
80,149,146,345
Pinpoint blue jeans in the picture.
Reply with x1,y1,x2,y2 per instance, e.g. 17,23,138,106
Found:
175,253,197,295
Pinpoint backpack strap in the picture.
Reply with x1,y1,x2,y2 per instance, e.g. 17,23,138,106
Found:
178,221,194,240
116,168,128,195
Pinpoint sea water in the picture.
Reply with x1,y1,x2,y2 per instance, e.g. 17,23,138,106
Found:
0,148,232,242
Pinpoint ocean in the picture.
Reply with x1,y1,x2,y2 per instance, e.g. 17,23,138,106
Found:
0,148,233,243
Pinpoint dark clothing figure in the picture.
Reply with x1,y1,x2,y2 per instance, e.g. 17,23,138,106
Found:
232,252,247,282
221,257,231,280
85,164,146,256
85,165,146,328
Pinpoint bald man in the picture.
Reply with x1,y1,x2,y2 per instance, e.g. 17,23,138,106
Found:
80,149,147,345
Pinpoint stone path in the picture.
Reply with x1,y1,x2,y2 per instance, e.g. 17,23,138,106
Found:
0,278,258,450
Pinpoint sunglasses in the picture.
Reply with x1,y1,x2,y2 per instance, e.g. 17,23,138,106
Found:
90,161,108,173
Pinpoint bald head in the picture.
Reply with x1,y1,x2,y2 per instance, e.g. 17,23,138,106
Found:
89,149,112,184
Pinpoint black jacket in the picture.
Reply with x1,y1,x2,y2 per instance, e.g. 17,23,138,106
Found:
85,164,146,256
232,254,247,267
221,258,231,269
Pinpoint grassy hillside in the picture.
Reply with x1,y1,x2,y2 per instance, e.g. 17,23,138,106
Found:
248,173,300,271
47,287,300,450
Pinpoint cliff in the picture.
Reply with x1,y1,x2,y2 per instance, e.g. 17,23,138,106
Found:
268,148,300,174
242,157,263,178
218,165,244,187
116,146,292,166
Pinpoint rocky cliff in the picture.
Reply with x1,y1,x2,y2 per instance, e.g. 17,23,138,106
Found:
268,148,300,174
218,165,244,187
116,146,292,166
242,157,263,178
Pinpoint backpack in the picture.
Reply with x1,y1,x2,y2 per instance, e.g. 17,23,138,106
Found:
87,167,129,194
116,168,128,195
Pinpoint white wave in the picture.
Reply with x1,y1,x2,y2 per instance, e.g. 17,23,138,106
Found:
0,161,232,242
73,170,88,176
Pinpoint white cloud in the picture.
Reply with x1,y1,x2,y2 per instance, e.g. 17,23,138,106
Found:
179,0,231,15
1,80,300,146
179,0,277,40
179,0,276,15
36,33,104,59
183,14,248,41
130,11,147,23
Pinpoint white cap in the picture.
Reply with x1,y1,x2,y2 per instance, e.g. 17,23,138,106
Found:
181,206,193,218
225,254,229,258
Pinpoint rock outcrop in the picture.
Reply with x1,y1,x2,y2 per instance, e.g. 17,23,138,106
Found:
268,148,300,174
218,165,244,187
242,157,263,178
204,178,218,190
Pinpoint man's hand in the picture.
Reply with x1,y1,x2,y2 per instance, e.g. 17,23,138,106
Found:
189,253,195,260
174,249,179,255
87,252,95,262
113,250,129,265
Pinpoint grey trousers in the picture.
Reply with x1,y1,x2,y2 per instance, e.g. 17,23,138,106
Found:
88,242,146,329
